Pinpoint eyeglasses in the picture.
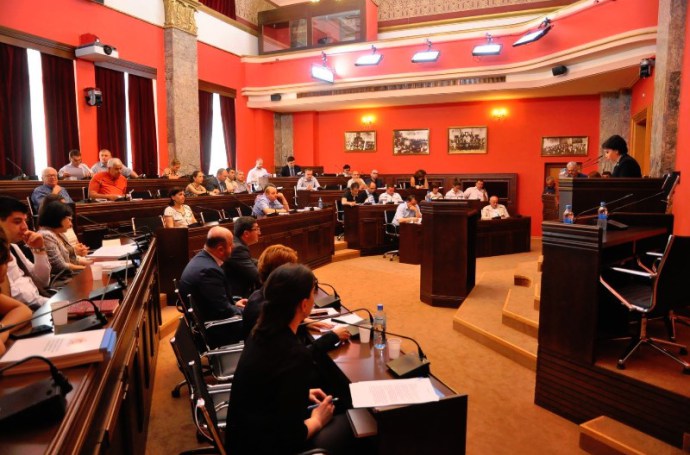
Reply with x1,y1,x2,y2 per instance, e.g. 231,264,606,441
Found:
250,226,261,231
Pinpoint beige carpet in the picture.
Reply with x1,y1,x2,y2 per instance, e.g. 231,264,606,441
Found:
146,245,587,454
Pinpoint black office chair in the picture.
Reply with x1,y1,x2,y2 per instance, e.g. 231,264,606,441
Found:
335,199,345,240
235,205,253,217
200,209,226,225
25,197,38,230
130,190,153,199
599,234,690,373
186,293,244,350
131,216,163,235
382,210,399,261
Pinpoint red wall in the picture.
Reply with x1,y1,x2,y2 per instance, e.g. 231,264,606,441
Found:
672,14,690,235
292,95,600,235
630,71,655,116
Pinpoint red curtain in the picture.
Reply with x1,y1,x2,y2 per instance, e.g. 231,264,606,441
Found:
127,74,157,176
199,0,236,20
41,53,79,169
95,67,127,161
0,42,34,176
198,90,214,174
219,94,236,168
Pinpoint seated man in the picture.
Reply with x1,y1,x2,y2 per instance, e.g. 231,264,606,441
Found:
91,149,138,178
223,217,261,298
31,167,73,209
179,226,244,323
234,170,251,193
296,169,321,191
481,196,510,220
543,176,557,194
364,169,385,188
559,161,587,178
88,158,128,201
341,164,352,178
206,168,230,193
445,181,465,200
392,195,422,226
58,149,92,180
362,182,379,204
280,156,302,177
246,158,270,191
463,179,488,201
346,170,366,189
0,196,51,311
252,184,290,219
341,182,366,207
378,184,403,204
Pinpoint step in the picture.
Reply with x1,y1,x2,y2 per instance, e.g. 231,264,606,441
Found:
579,416,687,455
332,248,360,262
513,260,538,287
534,272,542,311
502,286,539,338
453,270,538,371
334,238,348,251
537,254,544,273
161,305,181,338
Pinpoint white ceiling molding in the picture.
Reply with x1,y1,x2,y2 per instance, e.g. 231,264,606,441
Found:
104,0,165,26
196,10,258,56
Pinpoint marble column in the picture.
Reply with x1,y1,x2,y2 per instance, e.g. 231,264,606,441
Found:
650,0,687,176
599,91,631,173
274,113,293,166
163,0,201,175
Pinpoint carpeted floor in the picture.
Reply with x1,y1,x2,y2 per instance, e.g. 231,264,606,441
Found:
146,244,587,454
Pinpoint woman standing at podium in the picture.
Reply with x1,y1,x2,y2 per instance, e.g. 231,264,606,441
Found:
226,263,357,455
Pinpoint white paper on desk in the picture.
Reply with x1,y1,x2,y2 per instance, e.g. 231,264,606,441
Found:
318,313,363,333
310,307,339,317
96,260,132,271
89,244,138,258
349,377,440,408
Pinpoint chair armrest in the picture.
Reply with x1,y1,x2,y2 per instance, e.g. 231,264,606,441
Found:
646,251,663,258
203,343,244,356
207,383,232,393
610,267,653,278
204,315,242,329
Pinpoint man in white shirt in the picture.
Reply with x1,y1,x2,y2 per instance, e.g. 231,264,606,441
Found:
445,181,465,200
91,149,139,178
463,179,489,201
481,196,510,220
58,149,92,180
0,196,51,311
346,171,366,189
392,195,422,226
379,184,403,204
246,159,270,191
296,169,321,191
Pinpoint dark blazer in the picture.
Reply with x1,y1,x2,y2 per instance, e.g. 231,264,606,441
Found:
280,164,302,177
364,176,385,188
205,176,228,193
179,249,241,322
223,237,261,298
612,154,642,177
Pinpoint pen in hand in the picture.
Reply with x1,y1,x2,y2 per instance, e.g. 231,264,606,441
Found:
307,397,339,410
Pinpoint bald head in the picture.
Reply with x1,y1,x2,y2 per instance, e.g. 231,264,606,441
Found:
42,167,59,186
205,226,234,260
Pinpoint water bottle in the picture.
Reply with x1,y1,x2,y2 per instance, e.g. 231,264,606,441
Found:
373,304,386,350
425,191,431,202
563,204,574,224
318,197,323,209
597,201,608,241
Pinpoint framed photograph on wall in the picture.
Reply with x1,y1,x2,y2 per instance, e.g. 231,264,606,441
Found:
541,136,589,156
448,126,488,154
344,131,376,152
393,129,430,155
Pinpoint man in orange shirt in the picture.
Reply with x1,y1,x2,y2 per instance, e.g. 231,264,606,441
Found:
88,158,128,201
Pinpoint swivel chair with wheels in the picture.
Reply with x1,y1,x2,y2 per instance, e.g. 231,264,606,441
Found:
382,210,399,260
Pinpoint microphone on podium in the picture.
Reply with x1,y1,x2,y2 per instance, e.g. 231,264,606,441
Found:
574,193,634,218
0,297,108,336
609,190,667,214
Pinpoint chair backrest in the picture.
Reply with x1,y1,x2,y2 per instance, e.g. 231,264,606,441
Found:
200,210,224,224
188,360,227,455
652,235,690,314
186,293,243,350
131,216,163,235
170,317,203,386
335,200,344,223
237,205,253,217
383,210,399,236
130,190,153,199
25,197,38,230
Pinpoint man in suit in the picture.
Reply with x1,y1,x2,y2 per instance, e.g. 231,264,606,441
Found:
602,135,642,177
179,226,244,323
280,156,302,177
223,217,261,298
364,169,385,188
206,168,230,193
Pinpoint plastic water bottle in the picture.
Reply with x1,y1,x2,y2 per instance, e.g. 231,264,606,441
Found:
373,304,386,350
318,197,323,209
563,204,574,224
597,201,608,241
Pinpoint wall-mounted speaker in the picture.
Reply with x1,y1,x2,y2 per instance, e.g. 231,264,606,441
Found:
640,58,654,78
270,93,282,102
552,65,568,76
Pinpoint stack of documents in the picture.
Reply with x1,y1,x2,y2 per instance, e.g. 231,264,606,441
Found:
89,244,138,260
349,377,440,408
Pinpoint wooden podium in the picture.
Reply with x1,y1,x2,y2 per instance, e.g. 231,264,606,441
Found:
419,202,478,307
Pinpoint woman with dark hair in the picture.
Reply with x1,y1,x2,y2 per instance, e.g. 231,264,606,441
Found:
0,230,33,356
39,194,90,262
163,187,197,228
227,263,356,455
185,170,210,196
37,200,85,284
410,169,429,189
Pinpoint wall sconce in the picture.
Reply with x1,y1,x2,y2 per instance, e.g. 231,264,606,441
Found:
361,115,375,127
491,108,508,120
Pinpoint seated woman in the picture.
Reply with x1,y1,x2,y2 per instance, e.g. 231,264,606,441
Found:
226,263,357,455
37,201,86,285
425,184,444,201
0,230,33,356
163,187,198,228
410,169,429,189
162,158,183,179
39,194,90,263
185,171,215,196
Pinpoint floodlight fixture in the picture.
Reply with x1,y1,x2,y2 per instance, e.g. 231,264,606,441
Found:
355,45,383,66
412,39,440,63
472,33,502,56
311,52,335,83
513,18,552,47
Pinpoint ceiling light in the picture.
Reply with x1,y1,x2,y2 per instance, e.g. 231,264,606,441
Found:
311,52,334,83
355,45,383,66
513,18,552,47
473,33,502,56
412,39,440,63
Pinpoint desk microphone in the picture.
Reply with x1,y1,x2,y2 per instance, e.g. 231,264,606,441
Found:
223,192,256,217
582,154,605,167
575,193,634,218
76,213,147,255
194,205,226,222
609,190,667,213
6,157,29,180
0,355,73,424
0,297,108,335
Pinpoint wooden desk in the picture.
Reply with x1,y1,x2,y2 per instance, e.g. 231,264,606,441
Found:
296,188,428,209
0,239,161,454
536,214,690,448
398,222,423,264
343,204,390,255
